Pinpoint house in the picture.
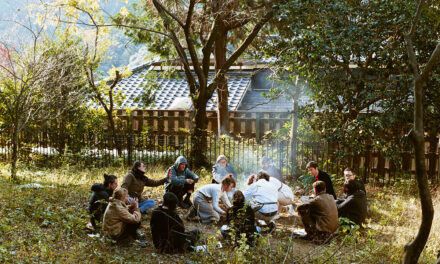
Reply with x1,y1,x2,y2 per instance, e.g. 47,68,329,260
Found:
112,60,305,137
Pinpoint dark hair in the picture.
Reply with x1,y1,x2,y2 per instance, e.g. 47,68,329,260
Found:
306,161,318,169
257,171,270,181
313,180,326,193
132,161,143,171
221,174,236,188
163,192,179,211
103,174,117,187
232,190,245,206
344,180,359,195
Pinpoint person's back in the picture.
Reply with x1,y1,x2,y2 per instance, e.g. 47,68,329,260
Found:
308,193,338,233
151,206,186,253
151,192,200,253
245,178,278,213
225,191,257,245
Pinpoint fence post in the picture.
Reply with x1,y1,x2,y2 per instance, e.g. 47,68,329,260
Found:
256,113,261,142
127,112,133,166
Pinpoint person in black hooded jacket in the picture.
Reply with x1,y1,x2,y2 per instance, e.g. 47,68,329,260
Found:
150,192,200,253
88,174,118,229
336,180,367,225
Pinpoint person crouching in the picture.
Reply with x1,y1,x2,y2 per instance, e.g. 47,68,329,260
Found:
297,181,338,240
103,187,142,243
187,174,235,223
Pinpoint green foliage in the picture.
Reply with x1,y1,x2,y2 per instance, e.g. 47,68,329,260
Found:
266,0,440,162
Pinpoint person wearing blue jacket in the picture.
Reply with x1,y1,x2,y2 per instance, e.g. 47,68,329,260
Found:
165,156,199,209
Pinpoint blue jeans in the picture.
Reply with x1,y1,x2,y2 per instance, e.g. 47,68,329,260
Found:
138,199,156,213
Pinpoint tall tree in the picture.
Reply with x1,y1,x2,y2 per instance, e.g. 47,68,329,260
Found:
40,1,132,156
403,1,439,262
113,0,282,166
0,26,86,181
266,0,440,168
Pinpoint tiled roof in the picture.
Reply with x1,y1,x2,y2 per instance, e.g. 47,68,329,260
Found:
114,67,251,110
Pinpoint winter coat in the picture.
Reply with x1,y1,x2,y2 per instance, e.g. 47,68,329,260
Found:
262,164,284,183
212,163,237,183
298,192,338,233
150,206,189,253
313,170,336,199
336,190,367,225
88,183,113,214
121,170,168,202
166,156,199,189
102,199,141,239
355,178,366,195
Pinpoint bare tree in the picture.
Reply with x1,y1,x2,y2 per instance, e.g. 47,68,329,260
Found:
0,25,86,181
403,0,440,262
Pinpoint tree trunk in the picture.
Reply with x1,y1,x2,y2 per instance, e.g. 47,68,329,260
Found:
403,78,434,264
106,110,122,157
289,87,301,178
190,99,209,168
215,24,229,137
10,126,19,182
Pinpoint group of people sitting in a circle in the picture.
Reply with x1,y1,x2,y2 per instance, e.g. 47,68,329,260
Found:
87,156,367,252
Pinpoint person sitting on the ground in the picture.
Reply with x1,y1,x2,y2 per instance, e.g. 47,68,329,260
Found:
102,187,142,242
165,156,199,209
187,174,235,223
88,174,118,230
297,181,338,238
268,176,295,215
212,155,237,200
212,155,237,183
261,156,284,183
244,171,278,231
151,192,200,253
121,161,170,213
222,190,258,245
336,180,367,225
343,167,366,195
306,161,336,199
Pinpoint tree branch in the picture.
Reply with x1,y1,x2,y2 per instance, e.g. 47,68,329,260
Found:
202,16,221,78
420,43,440,81
183,0,205,89
152,0,184,28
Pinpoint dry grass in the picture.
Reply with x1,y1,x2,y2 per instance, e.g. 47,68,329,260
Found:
0,164,439,263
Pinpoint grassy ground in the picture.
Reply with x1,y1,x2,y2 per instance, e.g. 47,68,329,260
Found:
0,163,439,263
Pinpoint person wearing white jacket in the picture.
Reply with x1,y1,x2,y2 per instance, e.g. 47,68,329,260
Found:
268,176,295,215
244,171,278,228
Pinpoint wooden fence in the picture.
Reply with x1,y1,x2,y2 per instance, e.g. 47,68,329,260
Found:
0,130,438,184
116,109,291,140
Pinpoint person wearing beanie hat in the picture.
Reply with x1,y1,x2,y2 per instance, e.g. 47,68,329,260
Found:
150,192,200,253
